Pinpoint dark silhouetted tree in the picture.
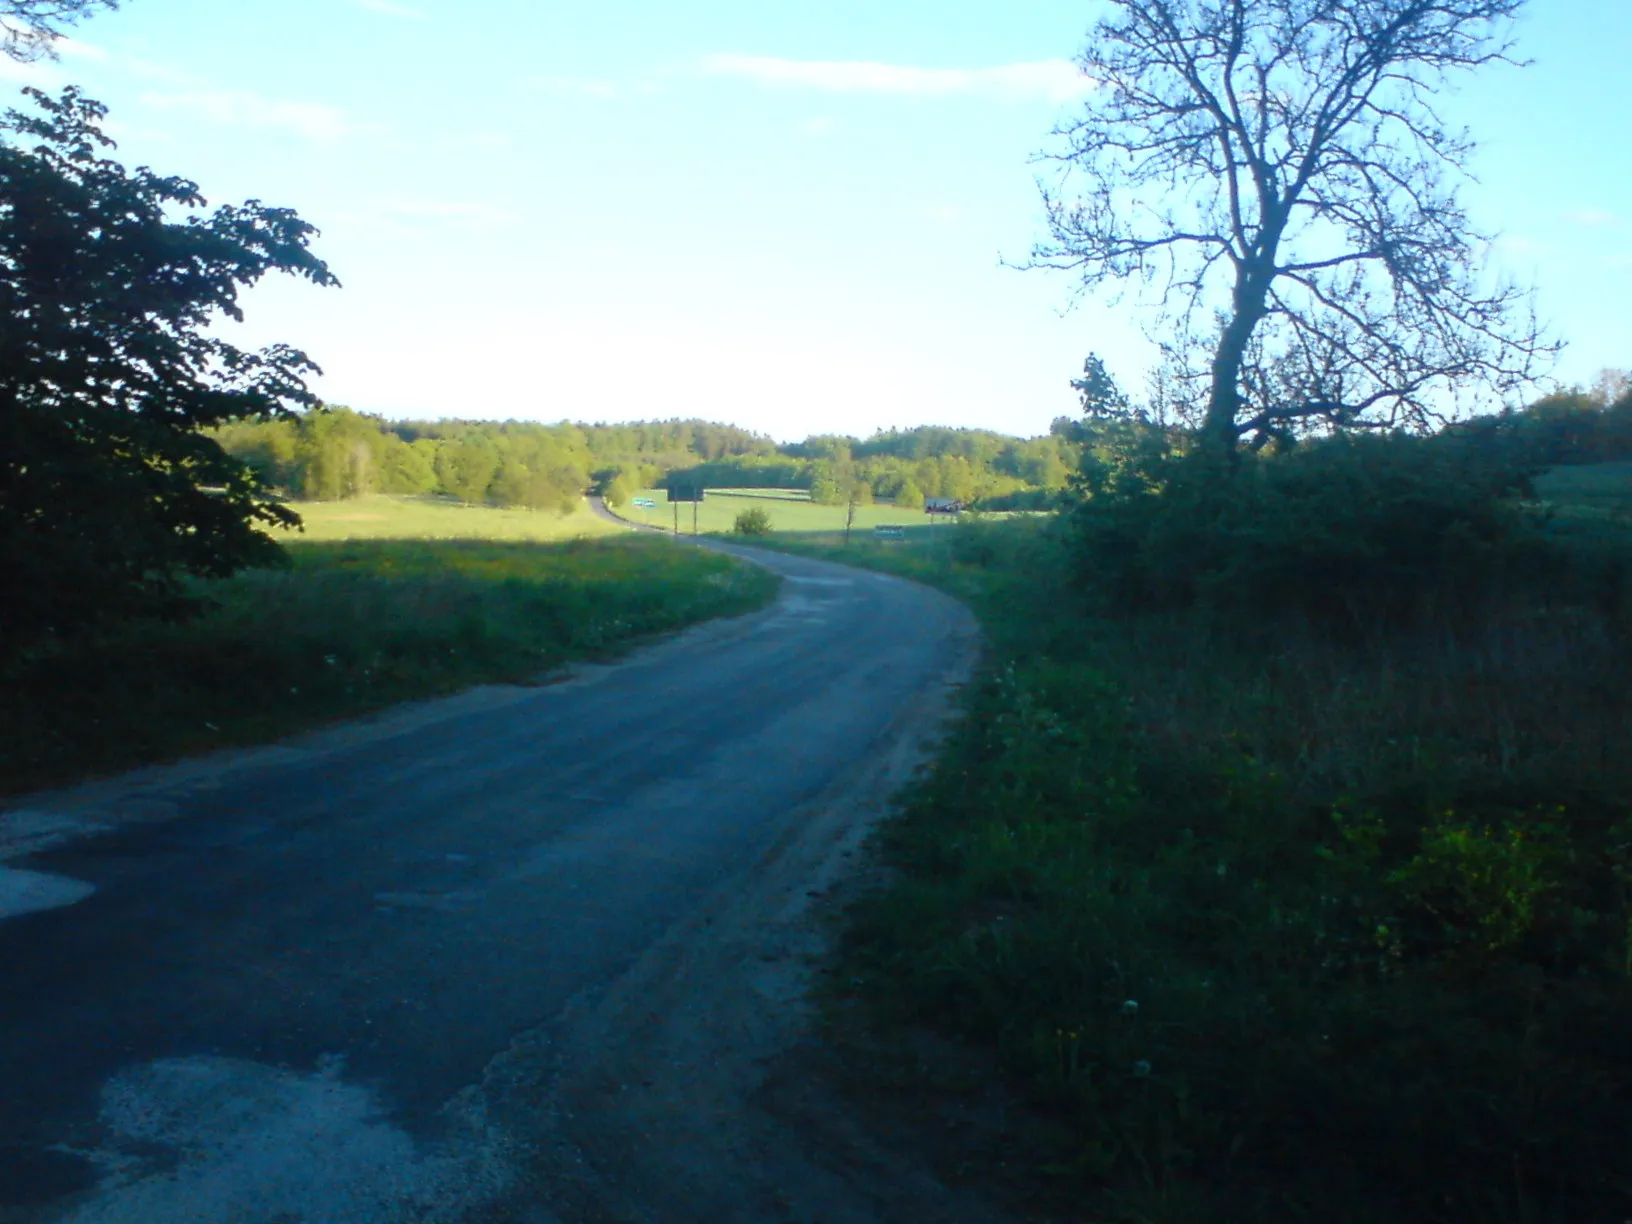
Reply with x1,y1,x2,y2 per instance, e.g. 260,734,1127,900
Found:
1034,0,1552,456
0,87,336,636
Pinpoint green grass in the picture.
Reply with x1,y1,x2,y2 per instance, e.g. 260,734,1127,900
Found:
616,487,947,536
0,535,776,797
779,511,1632,1224
1535,460,1632,515
275,493,621,541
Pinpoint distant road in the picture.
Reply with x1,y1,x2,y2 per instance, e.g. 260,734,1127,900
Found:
586,493,659,531
0,543,979,1222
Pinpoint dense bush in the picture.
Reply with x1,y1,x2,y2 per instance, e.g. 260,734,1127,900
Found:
819,468,1632,1222
732,506,772,536
1068,433,1557,634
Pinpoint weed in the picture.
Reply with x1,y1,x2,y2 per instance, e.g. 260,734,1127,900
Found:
788,509,1632,1223
0,536,776,795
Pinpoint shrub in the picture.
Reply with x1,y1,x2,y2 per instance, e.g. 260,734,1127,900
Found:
1068,433,1551,634
733,506,772,536
826,494,1632,1223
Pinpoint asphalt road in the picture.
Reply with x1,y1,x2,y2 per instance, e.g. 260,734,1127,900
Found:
0,543,978,1223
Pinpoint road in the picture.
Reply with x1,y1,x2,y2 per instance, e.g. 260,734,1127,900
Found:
585,493,656,532
0,543,981,1224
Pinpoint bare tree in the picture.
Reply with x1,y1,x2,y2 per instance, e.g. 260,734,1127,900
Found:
1034,0,1554,455
2,1,117,61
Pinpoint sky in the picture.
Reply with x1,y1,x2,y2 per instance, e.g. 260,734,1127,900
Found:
2,0,1627,441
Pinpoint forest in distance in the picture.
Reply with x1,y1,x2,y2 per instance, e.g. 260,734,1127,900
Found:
212,378,1632,522
210,409,1082,514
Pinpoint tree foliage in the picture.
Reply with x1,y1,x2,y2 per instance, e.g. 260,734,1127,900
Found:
217,412,1083,513
0,88,335,636
0,0,116,61
1036,0,1551,454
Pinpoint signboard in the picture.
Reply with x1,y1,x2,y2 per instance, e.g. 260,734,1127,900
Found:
667,487,706,503
632,497,656,509
873,525,905,539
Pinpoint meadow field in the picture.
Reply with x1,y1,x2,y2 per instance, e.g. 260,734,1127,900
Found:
1534,458,1632,514
274,493,620,542
620,487,946,536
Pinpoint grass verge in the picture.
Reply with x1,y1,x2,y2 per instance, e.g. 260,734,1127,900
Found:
758,514,1632,1224
0,535,777,798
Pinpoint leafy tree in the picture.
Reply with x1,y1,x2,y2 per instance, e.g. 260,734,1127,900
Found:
294,407,381,501
378,435,438,495
894,479,925,509
1071,352,1132,421
1,0,116,61
938,456,980,503
0,88,335,636
211,417,299,491
486,459,534,508
1035,0,1551,456
434,440,499,504
808,464,843,505
601,470,636,508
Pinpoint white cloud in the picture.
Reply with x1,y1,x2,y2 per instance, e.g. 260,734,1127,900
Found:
1490,233,1553,258
357,0,426,17
530,76,663,101
55,37,109,62
137,90,376,145
701,54,1093,102
1565,208,1622,228
372,199,515,228
799,116,835,137
0,55,62,87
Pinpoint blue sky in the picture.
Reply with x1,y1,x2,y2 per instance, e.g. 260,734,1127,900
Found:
3,0,1627,440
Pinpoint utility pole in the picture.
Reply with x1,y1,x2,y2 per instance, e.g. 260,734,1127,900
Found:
672,499,678,536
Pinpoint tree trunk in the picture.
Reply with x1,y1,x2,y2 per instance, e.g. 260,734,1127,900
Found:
1202,247,1279,460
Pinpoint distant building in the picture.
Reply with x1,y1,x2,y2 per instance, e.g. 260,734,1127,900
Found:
923,498,964,515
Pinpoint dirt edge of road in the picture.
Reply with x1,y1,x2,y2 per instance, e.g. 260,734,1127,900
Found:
513,600,1007,1224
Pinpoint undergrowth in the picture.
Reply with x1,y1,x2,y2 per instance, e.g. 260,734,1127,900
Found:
778,444,1632,1223
0,535,776,796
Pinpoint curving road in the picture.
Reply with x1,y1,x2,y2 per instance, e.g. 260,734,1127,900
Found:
0,543,979,1223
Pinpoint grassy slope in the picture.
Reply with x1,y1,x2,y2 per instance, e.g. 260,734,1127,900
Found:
274,493,621,541
755,510,1632,1224
1,534,776,797
1535,459,1632,516
620,487,945,536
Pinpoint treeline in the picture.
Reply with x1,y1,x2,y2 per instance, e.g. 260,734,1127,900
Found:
212,411,782,513
667,426,1079,508
215,410,1081,512
1460,376,1632,465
